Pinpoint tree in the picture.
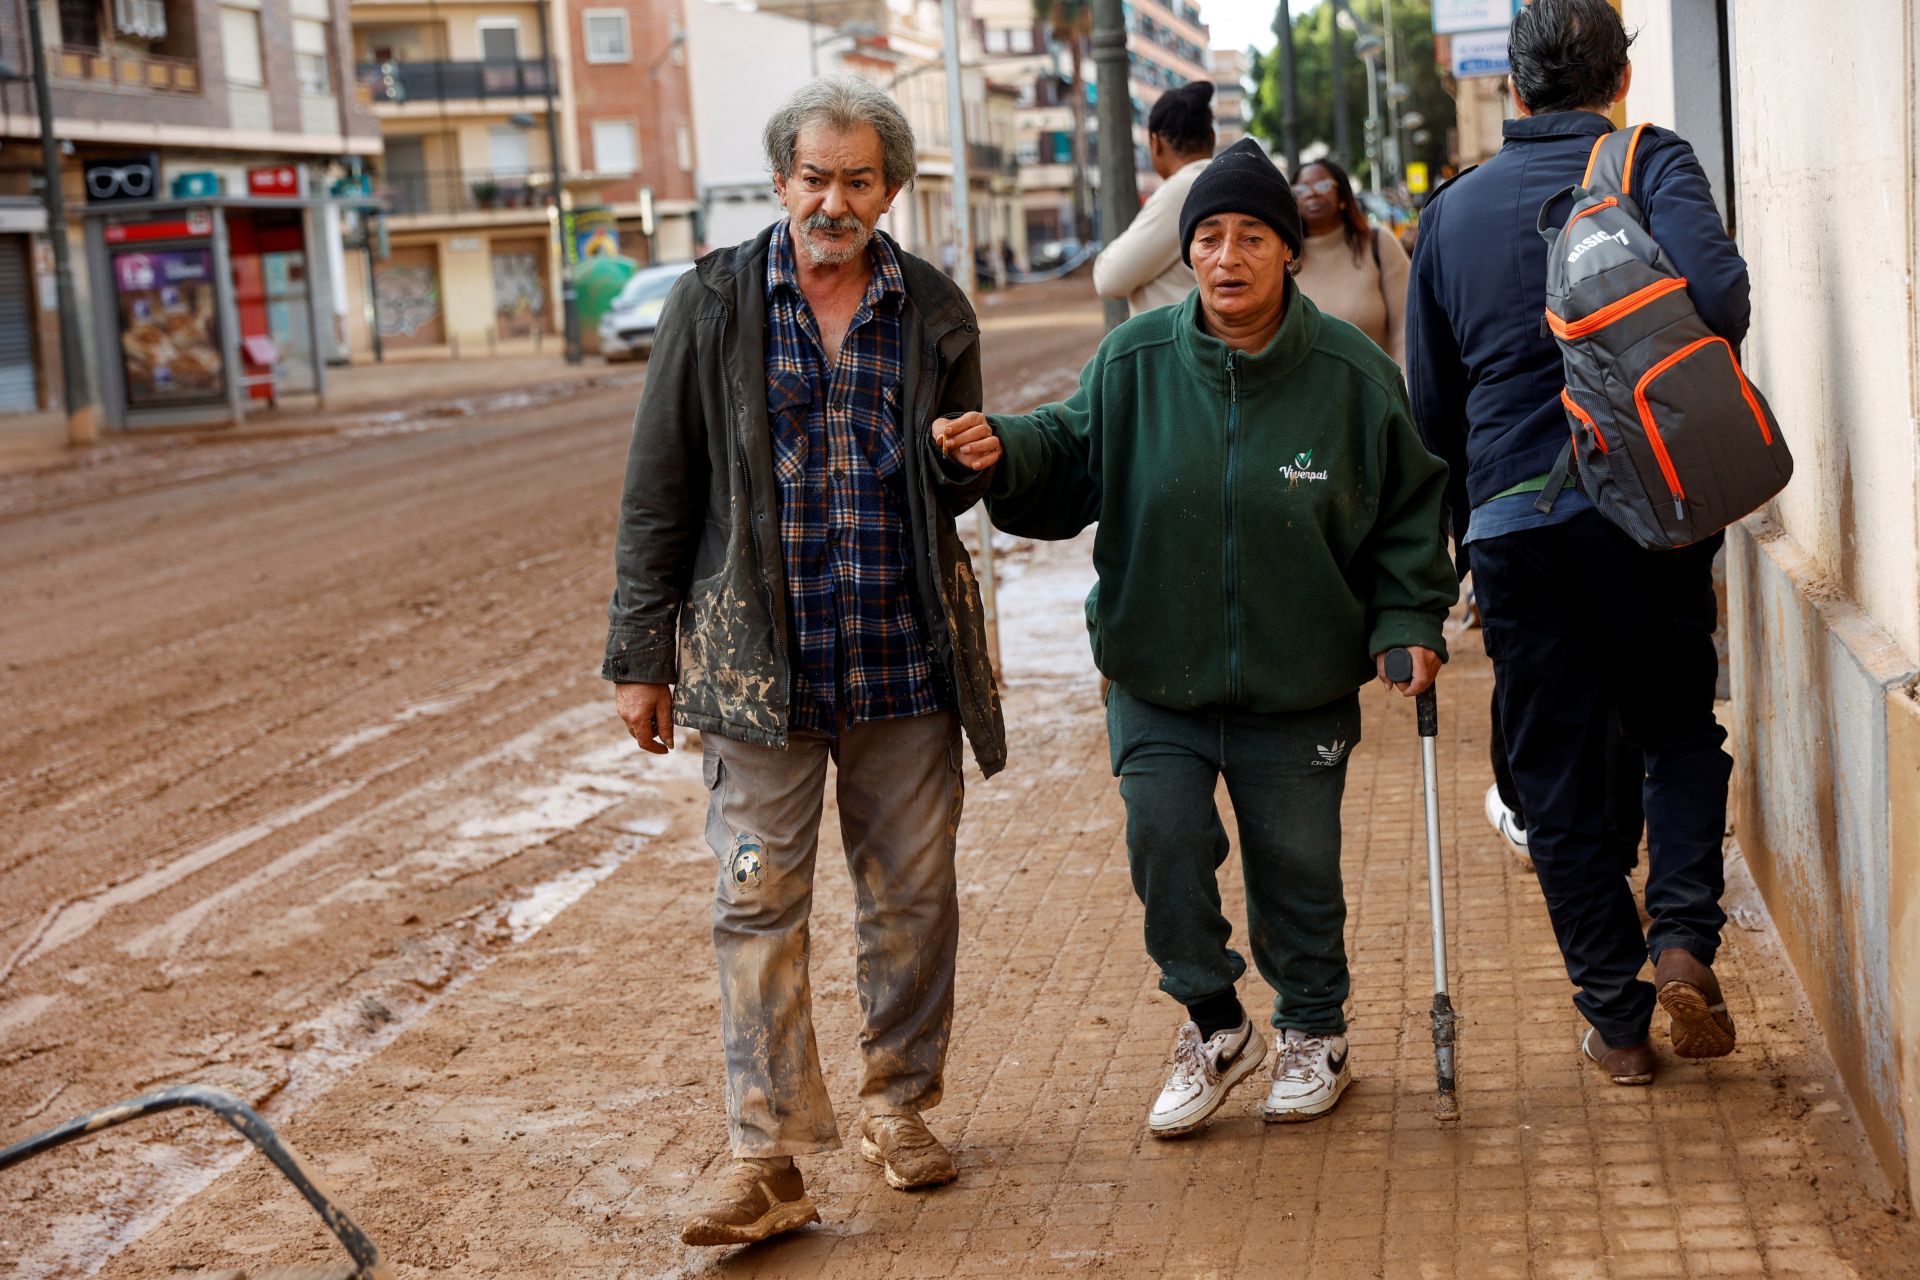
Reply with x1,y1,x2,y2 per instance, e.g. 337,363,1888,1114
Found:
1252,0,1456,192
1033,0,1093,240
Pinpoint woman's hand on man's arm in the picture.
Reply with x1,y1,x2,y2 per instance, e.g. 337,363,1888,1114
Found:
932,412,1003,472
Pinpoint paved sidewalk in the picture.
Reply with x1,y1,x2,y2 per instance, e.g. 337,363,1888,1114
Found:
104,531,1916,1279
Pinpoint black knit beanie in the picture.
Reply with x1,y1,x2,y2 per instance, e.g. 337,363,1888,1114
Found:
1179,136,1303,266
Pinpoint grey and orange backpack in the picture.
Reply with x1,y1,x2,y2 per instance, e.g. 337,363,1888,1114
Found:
1537,123,1792,549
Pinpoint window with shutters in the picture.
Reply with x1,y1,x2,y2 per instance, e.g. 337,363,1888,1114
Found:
221,6,264,86
294,18,332,95
591,120,637,175
582,10,629,62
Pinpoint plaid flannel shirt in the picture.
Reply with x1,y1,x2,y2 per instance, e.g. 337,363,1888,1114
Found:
765,220,943,734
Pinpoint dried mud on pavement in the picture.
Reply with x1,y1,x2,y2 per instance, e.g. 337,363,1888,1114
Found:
3,278,1917,1279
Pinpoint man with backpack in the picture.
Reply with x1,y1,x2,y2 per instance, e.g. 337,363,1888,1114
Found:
1406,0,1766,1085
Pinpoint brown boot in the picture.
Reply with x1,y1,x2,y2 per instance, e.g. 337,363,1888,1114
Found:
1655,948,1737,1058
1581,1027,1656,1085
680,1158,820,1247
859,1111,957,1190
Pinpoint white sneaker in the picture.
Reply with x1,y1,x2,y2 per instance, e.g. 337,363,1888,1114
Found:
1484,782,1533,871
1262,1029,1351,1123
1147,1018,1266,1138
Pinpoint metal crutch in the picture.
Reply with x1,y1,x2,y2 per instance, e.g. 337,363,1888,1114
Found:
1385,647,1460,1121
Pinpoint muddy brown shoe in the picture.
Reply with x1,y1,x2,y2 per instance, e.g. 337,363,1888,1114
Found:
859,1111,958,1190
680,1158,820,1247
1581,1027,1657,1085
1655,948,1737,1058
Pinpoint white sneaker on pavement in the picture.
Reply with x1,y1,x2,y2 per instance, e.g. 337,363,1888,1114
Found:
1262,1028,1351,1123
1147,1018,1266,1138
1484,782,1533,871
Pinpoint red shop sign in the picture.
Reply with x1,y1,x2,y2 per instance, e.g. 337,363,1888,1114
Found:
247,165,304,198
105,210,214,244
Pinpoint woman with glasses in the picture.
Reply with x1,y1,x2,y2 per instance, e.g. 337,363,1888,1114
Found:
1292,159,1410,369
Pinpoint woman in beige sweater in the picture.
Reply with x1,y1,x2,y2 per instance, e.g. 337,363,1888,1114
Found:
1291,158,1410,368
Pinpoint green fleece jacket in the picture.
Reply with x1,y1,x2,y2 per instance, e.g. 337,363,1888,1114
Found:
987,285,1457,712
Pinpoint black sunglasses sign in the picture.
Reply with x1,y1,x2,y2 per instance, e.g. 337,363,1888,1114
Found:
84,154,161,203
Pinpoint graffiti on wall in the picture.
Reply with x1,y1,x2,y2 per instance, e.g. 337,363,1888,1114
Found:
491,250,546,337
374,263,441,338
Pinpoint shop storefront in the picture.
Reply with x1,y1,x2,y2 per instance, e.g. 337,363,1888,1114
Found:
78,159,358,429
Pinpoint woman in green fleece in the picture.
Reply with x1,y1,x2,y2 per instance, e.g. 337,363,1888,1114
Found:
936,137,1457,1133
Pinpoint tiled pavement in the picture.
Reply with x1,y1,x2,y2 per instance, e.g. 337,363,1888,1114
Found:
106,530,1917,1278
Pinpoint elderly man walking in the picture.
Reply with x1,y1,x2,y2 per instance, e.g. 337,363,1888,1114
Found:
604,77,1005,1247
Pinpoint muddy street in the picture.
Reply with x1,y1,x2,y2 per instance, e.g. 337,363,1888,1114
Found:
3,275,1918,1279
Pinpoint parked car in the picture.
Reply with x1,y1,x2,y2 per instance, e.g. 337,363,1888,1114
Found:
598,261,696,361
1029,237,1085,271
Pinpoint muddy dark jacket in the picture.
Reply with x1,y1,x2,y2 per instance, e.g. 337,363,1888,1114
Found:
602,225,1007,777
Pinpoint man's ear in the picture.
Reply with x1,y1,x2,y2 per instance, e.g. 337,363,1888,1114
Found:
883,184,903,214
772,170,789,205
1508,76,1532,118
1615,63,1634,106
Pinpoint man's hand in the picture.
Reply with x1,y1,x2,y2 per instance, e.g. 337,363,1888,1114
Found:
1374,647,1441,697
615,682,675,754
932,411,1002,472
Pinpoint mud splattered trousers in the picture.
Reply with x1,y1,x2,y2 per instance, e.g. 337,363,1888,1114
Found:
1106,685,1360,1037
702,710,964,1157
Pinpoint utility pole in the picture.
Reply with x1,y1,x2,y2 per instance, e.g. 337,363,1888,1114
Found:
1331,16,1350,166
1275,0,1299,173
22,0,96,445
536,0,581,363
1380,0,1401,189
938,0,996,678
1090,0,1137,332
939,0,975,299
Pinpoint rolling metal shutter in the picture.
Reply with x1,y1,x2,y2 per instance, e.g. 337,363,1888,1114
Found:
0,237,40,413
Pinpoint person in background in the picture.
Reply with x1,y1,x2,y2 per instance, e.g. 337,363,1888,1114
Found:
1291,158,1409,368
938,138,1457,1135
1406,0,1748,1087
1092,81,1217,315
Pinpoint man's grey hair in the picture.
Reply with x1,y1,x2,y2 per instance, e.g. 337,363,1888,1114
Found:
764,76,917,191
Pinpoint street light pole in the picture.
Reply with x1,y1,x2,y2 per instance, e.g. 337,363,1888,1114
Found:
1091,0,1137,332
1380,0,1401,188
1275,0,1299,173
536,0,581,364
21,0,96,445
1331,16,1350,166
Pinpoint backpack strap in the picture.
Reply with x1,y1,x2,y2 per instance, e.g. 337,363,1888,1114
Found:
1534,439,1576,515
1580,123,1651,197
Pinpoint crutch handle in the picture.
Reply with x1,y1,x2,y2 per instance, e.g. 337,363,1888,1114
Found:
1383,647,1439,738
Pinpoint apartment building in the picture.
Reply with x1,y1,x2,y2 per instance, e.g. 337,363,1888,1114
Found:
689,0,1016,276
1209,45,1246,149
974,0,1210,253
0,0,380,416
345,0,697,357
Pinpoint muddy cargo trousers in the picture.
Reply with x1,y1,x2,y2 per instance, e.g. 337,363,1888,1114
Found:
1107,685,1360,1036
701,710,963,1157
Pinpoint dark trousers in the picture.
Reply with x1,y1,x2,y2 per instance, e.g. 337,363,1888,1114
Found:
1105,685,1359,1037
1489,692,1646,871
1471,510,1730,1048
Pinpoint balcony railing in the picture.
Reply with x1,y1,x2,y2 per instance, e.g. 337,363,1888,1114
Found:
377,168,554,217
358,59,553,104
57,46,199,93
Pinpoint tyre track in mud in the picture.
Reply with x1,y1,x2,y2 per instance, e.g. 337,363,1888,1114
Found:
0,371,674,1275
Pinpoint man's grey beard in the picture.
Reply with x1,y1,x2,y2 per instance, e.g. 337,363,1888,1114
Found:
797,211,874,266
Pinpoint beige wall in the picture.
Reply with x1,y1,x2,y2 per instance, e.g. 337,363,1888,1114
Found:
1698,0,1920,1197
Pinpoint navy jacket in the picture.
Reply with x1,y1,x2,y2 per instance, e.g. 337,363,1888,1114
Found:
1406,111,1751,541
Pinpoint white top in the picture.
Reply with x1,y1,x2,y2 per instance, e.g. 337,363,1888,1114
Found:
1091,157,1212,316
